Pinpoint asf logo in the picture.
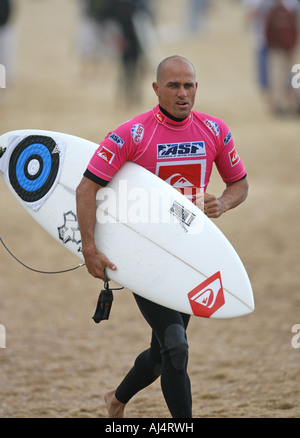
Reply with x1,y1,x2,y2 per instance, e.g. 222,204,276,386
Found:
157,142,205,158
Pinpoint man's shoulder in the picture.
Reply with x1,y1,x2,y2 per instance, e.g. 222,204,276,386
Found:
121,107,156,125
192,110,225,123
108,107,157,147
192,110,229,135
113,107,158,140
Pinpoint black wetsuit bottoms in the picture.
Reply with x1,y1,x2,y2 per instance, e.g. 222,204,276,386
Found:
115,293,192,418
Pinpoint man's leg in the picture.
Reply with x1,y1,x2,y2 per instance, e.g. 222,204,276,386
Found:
106,294,192,417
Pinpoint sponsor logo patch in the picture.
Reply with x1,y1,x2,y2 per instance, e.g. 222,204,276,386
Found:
205,119,220,136
157,141,205,158
224,130,232,145
157,161,203,202
97,146,115,164
154,110,166,124
108,132,124,148
229,148,240,167
188,272,225,318
131,123,144,144
157,162,201,189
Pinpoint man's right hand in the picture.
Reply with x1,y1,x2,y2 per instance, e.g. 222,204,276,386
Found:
76,176,117,281
83,247,117,281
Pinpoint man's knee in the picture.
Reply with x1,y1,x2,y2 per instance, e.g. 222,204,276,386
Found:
163,324,189,371
153,362,162,377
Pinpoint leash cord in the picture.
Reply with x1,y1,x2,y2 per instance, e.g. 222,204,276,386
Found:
0,236,85,274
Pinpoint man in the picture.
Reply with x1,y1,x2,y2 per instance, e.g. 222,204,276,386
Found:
264,0,300,114
0,0,14,90
76,56,249,418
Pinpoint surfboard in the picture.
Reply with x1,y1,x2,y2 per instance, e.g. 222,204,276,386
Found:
0,129,254,319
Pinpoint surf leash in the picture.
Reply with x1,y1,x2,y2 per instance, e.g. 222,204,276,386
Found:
1,236,124,322
0,236,85,274
92,269,124,323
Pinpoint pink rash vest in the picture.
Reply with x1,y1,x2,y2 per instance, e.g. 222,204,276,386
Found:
85,105,246,203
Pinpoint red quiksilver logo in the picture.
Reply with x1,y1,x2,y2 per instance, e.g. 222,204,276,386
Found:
229,148,240,167
188,272,225,318
155,110,166,124
97,146,115,164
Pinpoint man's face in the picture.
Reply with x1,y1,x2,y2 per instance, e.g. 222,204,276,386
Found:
152,60,198,119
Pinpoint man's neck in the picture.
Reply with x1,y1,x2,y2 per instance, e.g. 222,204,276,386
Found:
159,105,188,122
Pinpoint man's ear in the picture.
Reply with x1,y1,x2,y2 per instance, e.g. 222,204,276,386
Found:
152,81,159,97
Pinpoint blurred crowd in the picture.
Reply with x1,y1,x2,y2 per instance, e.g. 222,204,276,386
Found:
76,0,156,104
1,0,299,115
0,0,15,89
75,0,213,105
243,0,300,116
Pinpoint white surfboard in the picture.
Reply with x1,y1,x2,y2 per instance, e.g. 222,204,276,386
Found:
0,129,254,319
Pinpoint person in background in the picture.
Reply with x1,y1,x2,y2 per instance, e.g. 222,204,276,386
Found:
264,0,300,115
187,0,211,36
243,0,271,102
0,0,15,93
76,0,152,105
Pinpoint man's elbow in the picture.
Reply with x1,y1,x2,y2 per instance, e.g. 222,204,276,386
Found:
75,178,85,202
76,176,103,203
241,177,249,202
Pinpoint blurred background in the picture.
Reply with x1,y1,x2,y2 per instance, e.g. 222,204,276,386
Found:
1,0,300,418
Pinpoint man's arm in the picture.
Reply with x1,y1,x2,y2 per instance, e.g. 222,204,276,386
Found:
76,176,116,280
202,177,249,219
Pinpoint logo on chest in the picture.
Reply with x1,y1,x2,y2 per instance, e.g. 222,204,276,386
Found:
157,141,206,159
156,161,204,202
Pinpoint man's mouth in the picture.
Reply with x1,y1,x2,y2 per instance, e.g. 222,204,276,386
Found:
176,101,189,107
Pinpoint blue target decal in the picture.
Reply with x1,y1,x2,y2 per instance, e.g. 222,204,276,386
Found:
9,136,60,203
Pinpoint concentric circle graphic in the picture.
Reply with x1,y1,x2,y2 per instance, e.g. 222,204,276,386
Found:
9,135,59,203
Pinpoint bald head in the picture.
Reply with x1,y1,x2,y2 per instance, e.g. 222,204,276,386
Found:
156,56,196,84
153,55,198,119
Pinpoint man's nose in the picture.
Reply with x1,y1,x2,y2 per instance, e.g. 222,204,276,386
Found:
177,85,187,98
